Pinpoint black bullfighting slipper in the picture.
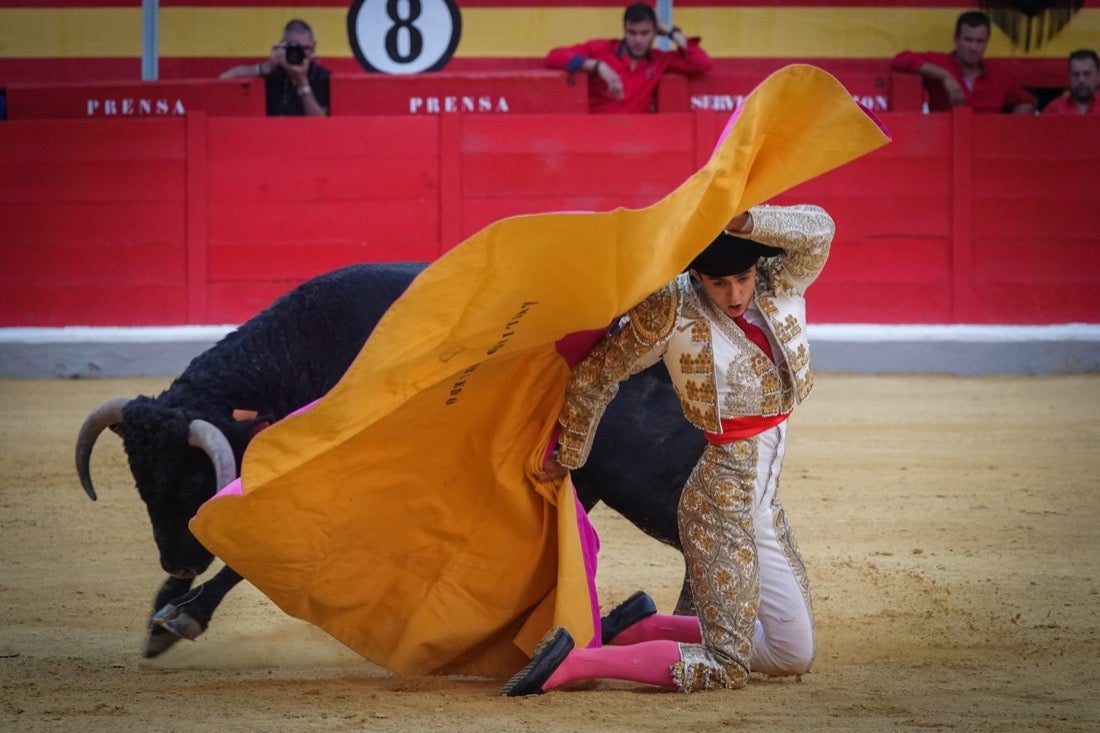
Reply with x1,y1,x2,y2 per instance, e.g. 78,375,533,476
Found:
500,627,574,697
600,590,658,645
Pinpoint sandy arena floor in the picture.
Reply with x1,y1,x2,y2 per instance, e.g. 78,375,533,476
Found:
1,374,1098,732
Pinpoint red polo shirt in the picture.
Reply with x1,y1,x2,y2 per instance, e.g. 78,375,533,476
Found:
547,38,712,114
890,50,1035,113
1042,94,1100,116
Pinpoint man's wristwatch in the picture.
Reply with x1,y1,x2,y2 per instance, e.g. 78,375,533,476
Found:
668,26,682,37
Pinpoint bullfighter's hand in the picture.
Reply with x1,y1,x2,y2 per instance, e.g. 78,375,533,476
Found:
534,455,569,483
725,211,754,234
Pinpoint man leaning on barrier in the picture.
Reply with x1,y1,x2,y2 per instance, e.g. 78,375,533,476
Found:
1043,49,1099,116
546,2,712,114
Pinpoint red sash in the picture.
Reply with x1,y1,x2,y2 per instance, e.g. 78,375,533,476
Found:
705,412,790,445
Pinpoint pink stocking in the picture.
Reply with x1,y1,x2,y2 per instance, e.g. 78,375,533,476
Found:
544,640,682,691
607,613,703,646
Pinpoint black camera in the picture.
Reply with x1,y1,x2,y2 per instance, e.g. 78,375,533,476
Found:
284,41,306,65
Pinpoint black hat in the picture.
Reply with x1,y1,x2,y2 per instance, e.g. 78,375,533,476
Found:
688,230,784,277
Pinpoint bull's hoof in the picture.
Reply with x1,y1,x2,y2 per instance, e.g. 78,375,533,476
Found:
152,603,206,641
144,624,183,658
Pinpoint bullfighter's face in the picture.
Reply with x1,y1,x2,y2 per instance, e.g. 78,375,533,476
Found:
692,266,757,321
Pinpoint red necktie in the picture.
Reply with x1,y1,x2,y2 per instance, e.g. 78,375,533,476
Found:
735,316,774,362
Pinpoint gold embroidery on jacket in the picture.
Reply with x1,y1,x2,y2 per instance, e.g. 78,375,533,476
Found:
560,204,833,466
684,379,717,402
749,204,833,289
683,403,719,431
773,314,801,344
689,320,708,343
771,271,797,296
788,343,809,373
557,282,679,467
760,371,779,393
796,370,814,401
680,351,711,374
629,283,678,344
750,353,773,377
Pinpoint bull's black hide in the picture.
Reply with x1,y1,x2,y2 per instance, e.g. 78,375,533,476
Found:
78,261,702,658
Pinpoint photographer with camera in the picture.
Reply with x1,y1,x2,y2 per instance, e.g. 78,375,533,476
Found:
220,19,330,116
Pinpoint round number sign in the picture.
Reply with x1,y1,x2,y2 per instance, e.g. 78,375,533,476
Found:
347,0,462,74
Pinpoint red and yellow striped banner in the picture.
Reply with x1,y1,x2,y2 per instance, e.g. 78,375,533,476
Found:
3,1,1097,63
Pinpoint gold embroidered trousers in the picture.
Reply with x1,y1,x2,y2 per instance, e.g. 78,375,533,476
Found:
671,422,816,692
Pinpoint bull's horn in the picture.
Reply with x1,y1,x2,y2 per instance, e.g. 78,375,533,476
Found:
187,420,237,491
75,397,132,501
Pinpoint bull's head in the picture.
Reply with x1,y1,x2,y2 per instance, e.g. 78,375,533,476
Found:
75,396,239,578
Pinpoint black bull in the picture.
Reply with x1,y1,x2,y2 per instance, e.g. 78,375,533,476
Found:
76,262,705,658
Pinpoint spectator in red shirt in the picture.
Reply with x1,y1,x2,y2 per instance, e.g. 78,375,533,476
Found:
1043,49,1099,116
546,2,712,114
890,11,1035,114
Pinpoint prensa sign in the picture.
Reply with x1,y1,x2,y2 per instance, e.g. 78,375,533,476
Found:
85,98,187,117
5,80,264,120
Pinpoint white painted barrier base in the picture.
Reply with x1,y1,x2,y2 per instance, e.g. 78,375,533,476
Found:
1,324,1098,378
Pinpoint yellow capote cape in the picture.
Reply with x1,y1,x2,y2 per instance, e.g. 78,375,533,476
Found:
190,65,890,680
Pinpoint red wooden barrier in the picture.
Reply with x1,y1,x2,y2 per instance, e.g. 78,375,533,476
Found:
777,113,956,322
4,79,265,120
331,71,587,115
1,62,1052,121
969,112,1099,324
2,71,587,120
0,110,1096,327
451,113,700,239
196,114,443,320
0,118,190,326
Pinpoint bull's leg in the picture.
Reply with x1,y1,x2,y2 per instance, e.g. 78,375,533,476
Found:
146,566,244,655
144,576,194,657
673,566,697,616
